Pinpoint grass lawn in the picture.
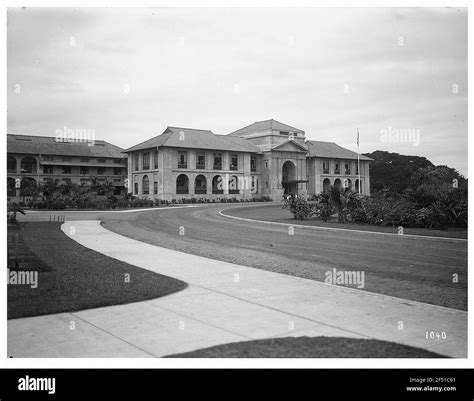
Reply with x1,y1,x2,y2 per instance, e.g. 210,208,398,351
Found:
224,204,468,239
7,222,187,319
166,337,446,358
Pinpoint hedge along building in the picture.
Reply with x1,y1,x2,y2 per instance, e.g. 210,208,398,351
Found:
124,126,262,201
125,119,372,201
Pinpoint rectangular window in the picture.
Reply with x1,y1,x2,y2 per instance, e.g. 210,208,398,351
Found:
323,162,329,174
97,167,106,175
196,152,205,169
178,151,187,168
97,158,106,163
43,165,54,174
80,166,89,175
113,167,122,175
134,154,139,171
213,153,222,170
134,182,138,195
61,166,71,174
80,157,90,163
251,155,257,172
280,131,298,137
345,163,351,174
230,154,238,171
153,151,158,169
142,152,150,170
153,181,158,194
334,162,340,174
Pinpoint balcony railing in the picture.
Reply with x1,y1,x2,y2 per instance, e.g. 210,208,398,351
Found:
213,164,222,170
195,188,207,194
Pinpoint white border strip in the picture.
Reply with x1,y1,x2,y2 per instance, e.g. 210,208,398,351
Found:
219,207,468,242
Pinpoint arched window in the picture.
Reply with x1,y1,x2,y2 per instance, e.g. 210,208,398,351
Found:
323,178,331,193
344,178,352,190
7,177,16,197
7,156,17,173
20,157,37,174
229,175,239,194
195,175,207,194
334,178,341,190
212,175,223,194
142,175,149,195
355,179,360,194
176,174,189,194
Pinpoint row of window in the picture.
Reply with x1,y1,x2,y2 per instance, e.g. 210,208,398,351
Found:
134,174,250,196
133,151,257,172
39,166,124,175
42,156,122,164
134,151,159,171
41,177,122,184
322,161,359,175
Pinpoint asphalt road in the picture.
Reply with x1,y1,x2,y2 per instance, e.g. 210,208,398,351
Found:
96,204,467,310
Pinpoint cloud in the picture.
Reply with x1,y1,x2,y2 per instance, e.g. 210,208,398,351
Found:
7,7,468,175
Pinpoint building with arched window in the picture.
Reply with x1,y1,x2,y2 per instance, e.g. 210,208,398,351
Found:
7,134,127,201
8,119,372,203
124,119,372,201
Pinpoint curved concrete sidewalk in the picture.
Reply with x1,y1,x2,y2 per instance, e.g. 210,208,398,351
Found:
8,220,467,358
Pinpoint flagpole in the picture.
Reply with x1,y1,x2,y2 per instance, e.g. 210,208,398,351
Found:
357,129,361,194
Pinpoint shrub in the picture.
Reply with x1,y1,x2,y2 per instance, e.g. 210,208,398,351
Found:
283,196,316,220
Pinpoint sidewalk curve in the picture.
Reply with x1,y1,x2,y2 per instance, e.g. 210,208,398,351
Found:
8,220,467,358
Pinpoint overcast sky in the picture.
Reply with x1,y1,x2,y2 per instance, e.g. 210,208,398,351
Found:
7,7,468,176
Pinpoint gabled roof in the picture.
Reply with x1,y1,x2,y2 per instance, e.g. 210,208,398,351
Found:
125,126,260,153
228,119,305,136
306,140,373,161
7,134,126,158
272,140,308,152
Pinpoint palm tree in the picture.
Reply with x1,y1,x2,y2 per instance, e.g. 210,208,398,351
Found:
330,186,347,223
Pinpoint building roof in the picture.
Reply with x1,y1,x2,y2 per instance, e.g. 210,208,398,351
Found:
7,134,126,158
306,140,373,161
228,119,305,136
125,126,260,153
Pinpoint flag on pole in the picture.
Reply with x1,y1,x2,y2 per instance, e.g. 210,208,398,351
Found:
357,128,361,194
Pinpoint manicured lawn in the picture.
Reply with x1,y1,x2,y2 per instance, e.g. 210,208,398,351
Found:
7,222,187,319
224,204,468,239
166,337,446,358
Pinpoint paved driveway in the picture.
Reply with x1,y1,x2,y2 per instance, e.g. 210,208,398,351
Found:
8,220,467,358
